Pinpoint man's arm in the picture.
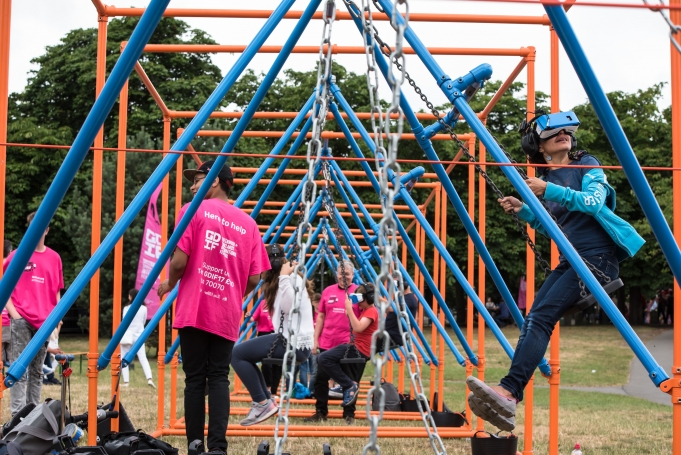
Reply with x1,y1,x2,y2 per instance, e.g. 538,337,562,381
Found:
313,312,325,352
245,273,262,297
5,300,20,320
157,249,189,297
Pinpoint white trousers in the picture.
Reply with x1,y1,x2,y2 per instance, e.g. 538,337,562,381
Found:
120,343,153,383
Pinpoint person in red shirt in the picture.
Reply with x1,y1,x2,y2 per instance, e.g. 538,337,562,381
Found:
4,212,63,417
316,283,377,410
157,161,270,454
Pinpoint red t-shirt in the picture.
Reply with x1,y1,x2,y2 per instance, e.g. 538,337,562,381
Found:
173,199,271,341
3,248,64,329
354,305,379,357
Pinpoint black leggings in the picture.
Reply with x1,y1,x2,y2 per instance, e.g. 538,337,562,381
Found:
256,331,282,396
232,334,310,403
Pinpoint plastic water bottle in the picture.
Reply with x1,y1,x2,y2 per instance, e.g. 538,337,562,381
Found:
571,443,583,455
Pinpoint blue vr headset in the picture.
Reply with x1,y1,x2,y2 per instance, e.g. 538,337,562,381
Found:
519,110,580,162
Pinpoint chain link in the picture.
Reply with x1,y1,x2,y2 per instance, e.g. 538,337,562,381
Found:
643,0,681,54
272,2,336,453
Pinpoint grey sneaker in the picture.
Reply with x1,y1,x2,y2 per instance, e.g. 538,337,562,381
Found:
329,385,343,399
466,376,516,418
240,399,279,426
467,393,515,432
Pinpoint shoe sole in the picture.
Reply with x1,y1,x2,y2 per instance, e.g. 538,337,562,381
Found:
467,393,515,432
466,376,516,418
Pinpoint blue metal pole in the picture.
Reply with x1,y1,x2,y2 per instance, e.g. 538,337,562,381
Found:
237,321,257,344
285,214,324,258
242,281,264,311
96,0,323,372
454,96,669,385
121,286,178,367
3,0,301,386
279,194,324,249
235,93,316,208
544,5,681,285
164,337,181,365
263,182,304,242
251,115,314,219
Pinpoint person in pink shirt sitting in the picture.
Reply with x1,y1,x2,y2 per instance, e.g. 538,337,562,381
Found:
305,261,359,425
4,212,63,417
251,297,282,397
157,160,270,455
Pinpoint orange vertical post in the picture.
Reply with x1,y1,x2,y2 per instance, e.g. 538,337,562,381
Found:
546,35,561,455
157,118,171,432
437,183,446,412
473,135,486,432
399,241,408,394
87,14,108,444
430,189,441,405
170,156,183,427
669,0,681,452
0,0,12,416
110,78,129,432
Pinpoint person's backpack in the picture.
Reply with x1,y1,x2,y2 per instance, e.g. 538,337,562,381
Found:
3,399,68,455
100,431,178,455
371,381,401,412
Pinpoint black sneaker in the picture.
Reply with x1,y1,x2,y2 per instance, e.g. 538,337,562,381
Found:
206,448,226,455
344,416,355,426
304,412,327,422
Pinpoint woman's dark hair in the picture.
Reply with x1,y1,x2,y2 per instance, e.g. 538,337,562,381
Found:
128,288,139,303
261,245,314,314
355,283,375,306
3,239,12,258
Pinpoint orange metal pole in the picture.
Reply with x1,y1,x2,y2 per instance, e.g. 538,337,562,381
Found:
157,119,171,433
399,241,408,394
100,7,551,25
480,57,528,119
192,130,462,141
438,183,447,412
172,110,442,120
0,0,11,416
545,36,560,455
671,1,681,452
473,135,486,432
465,139,475,425
170,156,183,427
430,188,440,405
110,78,129,432
132,61,171,116
87,15,107,444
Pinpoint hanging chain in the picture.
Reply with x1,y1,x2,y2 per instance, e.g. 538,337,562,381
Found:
273,1,336,453
643,0,681,54
357,1,446,454
265,311,287,361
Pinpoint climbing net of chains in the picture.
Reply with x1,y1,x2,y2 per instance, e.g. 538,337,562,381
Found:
643,0,681,54
356,1,447,454
360,3,610,297
272,1,337,453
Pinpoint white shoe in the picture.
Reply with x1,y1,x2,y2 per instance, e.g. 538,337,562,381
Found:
121,382,130,387
147,379,157,389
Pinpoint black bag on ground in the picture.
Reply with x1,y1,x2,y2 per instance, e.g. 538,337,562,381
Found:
470,431,517,455
100,431,178,455
3,399,68,455
370,381,401,412
0,441,23,455
96,402,135,439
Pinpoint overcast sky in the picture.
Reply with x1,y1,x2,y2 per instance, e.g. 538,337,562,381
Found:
6,0,673,119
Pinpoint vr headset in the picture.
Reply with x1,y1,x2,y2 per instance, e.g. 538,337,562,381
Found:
268,244,285,271
519,110,580,161
350,283,375,305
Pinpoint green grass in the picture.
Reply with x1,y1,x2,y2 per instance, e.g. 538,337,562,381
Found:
0,325,672,454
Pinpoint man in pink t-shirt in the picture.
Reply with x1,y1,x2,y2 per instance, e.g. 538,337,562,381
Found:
4,213,63,416
157,160,270,454
307,261,358,424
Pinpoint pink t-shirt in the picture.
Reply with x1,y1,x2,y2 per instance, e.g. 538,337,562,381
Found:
252,303,274,333
173,199,271,341
3,248,64,329
317,283,358,350
2,258,10,327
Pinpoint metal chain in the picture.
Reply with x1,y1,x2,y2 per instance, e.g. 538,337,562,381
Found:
367,19,612,293
265,310,287,361
643,0,681,54
358,1,447,454
272,1,336,453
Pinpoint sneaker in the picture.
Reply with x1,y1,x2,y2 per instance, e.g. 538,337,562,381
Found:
328,385,343,399
303,412,327,422
342,383,359,407
121,382,130,388
466,376,516,418
345,416,355,425
240,399,279,426
148,379,157,389
467,393,515,432
206,449,226,455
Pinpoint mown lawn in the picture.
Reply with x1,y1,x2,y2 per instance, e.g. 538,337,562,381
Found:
0,325,672,454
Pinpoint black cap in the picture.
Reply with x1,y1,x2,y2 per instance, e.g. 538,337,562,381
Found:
183,160,234,186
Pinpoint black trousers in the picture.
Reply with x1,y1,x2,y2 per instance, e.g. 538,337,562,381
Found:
313,346,367,418
179,327,235,451
256,331,282,396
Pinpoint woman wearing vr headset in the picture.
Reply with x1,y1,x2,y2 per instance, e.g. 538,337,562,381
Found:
467,111,644,432
316,283,378,409
231,244,315,426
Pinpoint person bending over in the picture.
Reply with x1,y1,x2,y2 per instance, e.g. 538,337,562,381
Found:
466,111,644,431
157,160,270,454
232,245,314,426
317,283,378,412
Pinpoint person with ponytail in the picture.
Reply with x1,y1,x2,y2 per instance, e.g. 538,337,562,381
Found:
231,244,315,426
466,111,644,432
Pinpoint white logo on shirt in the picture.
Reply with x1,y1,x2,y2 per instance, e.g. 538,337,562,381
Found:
204,230,222,250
